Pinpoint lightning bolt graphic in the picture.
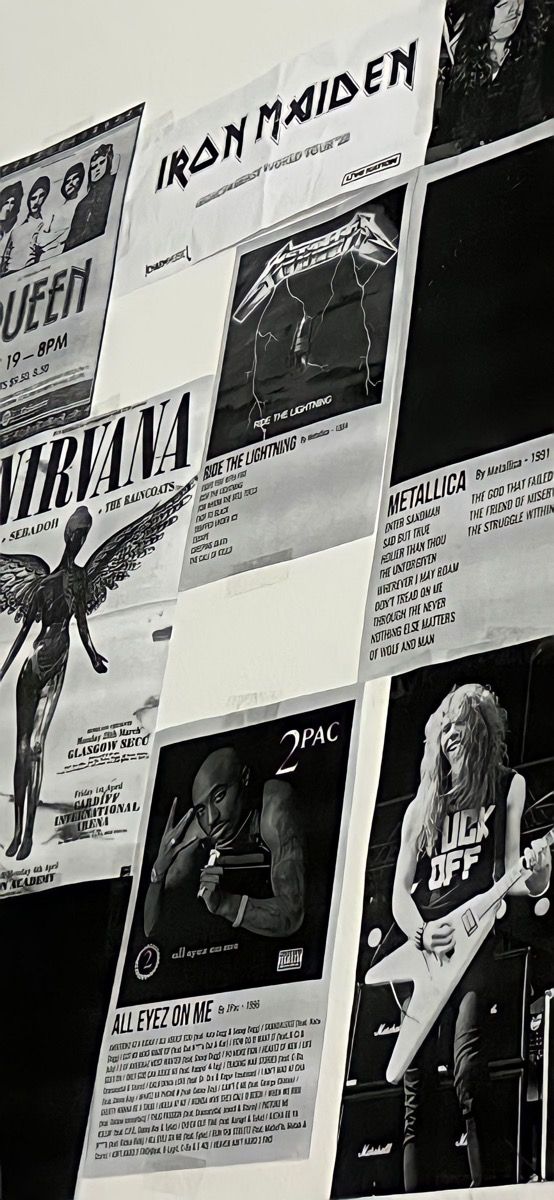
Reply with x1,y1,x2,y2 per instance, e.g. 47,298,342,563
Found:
350,253,381,397
246,230,397,438
247,291,277,437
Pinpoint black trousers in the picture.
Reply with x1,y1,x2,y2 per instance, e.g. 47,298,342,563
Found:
403,939,493,1189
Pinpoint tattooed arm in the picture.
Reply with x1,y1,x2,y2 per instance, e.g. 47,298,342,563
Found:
199,779,306,937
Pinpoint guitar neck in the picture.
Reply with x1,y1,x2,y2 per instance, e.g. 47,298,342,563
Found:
488,827,554,908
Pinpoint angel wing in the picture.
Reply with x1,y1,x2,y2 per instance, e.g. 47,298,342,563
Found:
0,553,50,623
84,477,197,614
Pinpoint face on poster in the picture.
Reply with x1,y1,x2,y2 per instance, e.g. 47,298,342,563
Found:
0,106,143,447
86,692,359,1176
360,131,554,681
333,637,554,1196
0,378,211,892
426,0,554,161
181,183,407,587
120,697,355,1004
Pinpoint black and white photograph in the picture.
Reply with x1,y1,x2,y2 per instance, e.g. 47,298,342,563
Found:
333,637,554,1195
427,0,554,161
0,106,143,447
85,691,359,1175
0,875,130,1200
119,697,355,1005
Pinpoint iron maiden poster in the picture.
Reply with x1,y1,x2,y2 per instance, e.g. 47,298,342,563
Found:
180,182,409,587
85,690,359,1175
332,637,554,1195
0,377,211,893
0,106,143,447
116,0,444,290
359,127,554,682
0,876,130,1200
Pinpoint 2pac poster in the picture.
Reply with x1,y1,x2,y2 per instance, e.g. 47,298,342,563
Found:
85,691,360,1175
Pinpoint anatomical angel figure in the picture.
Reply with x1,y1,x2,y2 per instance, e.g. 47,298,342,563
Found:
0,479,195,860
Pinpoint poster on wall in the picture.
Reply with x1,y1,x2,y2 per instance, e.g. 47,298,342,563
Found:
181,183,408,587
359,130,554,682
0,105,143,447
426,0,554,162
0,377,211,893
0,877,130,1200
333,637,554,1196
85,690,359,1175
116,0,444,290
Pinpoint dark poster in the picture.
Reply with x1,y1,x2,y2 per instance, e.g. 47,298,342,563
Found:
119,698,355,1006
393,135,554,485
334,637,554,1194
427,0,554,161
0,876,130,1200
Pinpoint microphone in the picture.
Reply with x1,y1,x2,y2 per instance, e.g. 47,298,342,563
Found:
198,847,220,898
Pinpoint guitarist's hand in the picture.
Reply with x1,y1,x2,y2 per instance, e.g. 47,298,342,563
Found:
523,838,551,896
524,839,551,874
423,918,454,957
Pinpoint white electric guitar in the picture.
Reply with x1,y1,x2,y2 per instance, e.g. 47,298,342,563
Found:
365,830,554,1084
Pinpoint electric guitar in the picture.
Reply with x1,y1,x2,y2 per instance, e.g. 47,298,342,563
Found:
364,830,554,1084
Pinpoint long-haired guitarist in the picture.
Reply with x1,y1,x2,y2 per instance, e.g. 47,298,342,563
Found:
392,683,550,1190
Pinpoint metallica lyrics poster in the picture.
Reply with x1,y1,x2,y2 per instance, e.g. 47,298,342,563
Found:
0,377,210,894
0,107,143,447
85,691,359,1175
360,128,554,681
181,184,408,586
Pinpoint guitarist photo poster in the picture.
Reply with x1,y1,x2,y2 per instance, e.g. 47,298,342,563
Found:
332,636,554,1196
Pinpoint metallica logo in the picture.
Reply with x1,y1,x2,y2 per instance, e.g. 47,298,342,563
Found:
155,41,417,194
234,212,397,323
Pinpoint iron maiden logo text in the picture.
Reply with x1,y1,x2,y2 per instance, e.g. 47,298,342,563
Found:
155,41,417,193
0,392,190,525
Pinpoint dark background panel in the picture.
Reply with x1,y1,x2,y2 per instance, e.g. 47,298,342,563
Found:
332,1071,523,1196
119,700,354,1004
0,877,130,1200
207,189,405,457
392,137,554,484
